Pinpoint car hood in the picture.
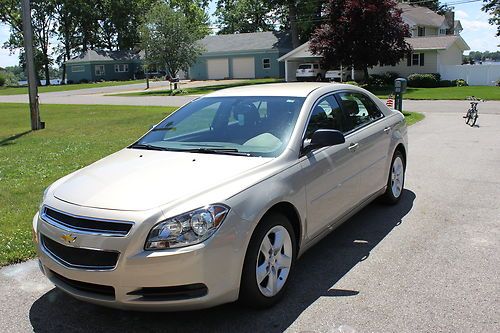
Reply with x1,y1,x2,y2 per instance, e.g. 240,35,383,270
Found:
53,148,271,211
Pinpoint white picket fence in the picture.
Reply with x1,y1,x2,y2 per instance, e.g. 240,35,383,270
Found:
440,65,500,86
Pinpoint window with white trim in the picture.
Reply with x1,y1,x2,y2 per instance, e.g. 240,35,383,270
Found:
407,53,425,67
262,58,271,69
95,65,105,76
418,26,425,37
115,64,129,73
439,28,447,35
72,65,84,73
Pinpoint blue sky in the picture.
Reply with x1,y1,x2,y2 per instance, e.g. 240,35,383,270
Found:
0,1,498,68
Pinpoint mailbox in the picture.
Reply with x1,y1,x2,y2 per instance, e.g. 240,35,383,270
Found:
394,78,407,94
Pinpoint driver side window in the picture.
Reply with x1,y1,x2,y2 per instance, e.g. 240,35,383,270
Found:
305,95,345,139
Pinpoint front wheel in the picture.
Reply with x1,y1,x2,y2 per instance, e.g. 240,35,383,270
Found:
239,213,296,308
381,151,405,204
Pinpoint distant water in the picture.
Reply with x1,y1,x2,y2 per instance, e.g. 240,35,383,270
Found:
17,79,61,86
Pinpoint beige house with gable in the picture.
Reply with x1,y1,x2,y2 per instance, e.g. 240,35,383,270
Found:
279,4,470,81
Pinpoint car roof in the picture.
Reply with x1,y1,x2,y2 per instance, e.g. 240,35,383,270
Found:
205,82,352,98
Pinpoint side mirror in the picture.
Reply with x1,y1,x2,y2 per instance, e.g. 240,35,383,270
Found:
303,129,345,154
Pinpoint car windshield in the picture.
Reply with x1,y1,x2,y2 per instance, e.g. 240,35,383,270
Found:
298,64,312,69
131,96,305,157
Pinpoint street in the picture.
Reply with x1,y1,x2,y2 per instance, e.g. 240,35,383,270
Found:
0,107,499,332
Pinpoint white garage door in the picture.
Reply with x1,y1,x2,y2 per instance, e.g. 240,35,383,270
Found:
207,58,229,80
232,57,255,79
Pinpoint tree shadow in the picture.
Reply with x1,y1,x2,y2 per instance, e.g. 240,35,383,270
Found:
29,190,416,333
0,130,31,147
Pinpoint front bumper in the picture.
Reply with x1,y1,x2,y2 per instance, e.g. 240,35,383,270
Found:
34,204,249,311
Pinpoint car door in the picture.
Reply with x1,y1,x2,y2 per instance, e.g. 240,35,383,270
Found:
299,95,360,239
336,91,389,201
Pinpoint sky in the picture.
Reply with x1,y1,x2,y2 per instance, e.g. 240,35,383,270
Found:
0,1,498,68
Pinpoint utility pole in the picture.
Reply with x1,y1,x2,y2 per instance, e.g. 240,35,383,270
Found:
21,0,43,130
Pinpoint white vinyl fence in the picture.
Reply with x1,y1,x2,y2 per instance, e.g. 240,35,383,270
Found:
440,65,500,86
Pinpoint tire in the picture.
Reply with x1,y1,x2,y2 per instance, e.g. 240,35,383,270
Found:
381,150,405,204
470,111,478,127
239,213,297,308
316,74,322,82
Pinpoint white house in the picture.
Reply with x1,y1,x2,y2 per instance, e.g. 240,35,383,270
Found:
279,4,470,82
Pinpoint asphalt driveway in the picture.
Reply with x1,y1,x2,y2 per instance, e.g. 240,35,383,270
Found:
0,109,499,332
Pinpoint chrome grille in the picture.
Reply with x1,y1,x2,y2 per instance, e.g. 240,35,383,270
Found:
41,206,133,236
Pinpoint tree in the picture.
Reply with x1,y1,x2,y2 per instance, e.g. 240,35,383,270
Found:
140,2,208,78
310,0,412,81
482,0,500,36
215,0,278,34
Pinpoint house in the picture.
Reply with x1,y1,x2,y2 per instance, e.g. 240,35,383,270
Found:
370,4,470,77
65,50,143,83
279,4,470,81
188,31,292,80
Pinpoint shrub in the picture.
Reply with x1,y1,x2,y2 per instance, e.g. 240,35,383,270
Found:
497,80,500,87
456,79,468,87
368,74,385,87
439,80,453,87
79,78,89,84
407,73,440,88
67,80,74,84
0,73,6,87
382,71,400,85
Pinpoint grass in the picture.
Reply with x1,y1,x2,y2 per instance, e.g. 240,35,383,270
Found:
0,103,175,266
0,103,423,266
372,85,500,100
112,78,284,96
0,79,146,96
403,111,425,126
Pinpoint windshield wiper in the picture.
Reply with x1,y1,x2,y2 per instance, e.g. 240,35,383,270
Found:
129,143,172,151
185,148,251,156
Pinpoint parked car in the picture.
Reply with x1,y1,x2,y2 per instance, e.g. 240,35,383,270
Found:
296,63,326,81
34,82,408,311
325,67,364,82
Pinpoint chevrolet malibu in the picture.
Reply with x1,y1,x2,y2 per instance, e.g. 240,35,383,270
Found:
34,83,407,311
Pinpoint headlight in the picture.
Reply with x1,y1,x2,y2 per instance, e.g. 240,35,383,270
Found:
145,204,230,250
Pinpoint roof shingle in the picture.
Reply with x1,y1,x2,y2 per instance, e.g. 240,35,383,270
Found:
199,31,292,54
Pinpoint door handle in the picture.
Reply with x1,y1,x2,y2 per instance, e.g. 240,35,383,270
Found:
384,126,391,134
348,143,359,151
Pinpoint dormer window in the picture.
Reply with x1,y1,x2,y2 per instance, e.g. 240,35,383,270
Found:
418,26,425,37
439,28,447,35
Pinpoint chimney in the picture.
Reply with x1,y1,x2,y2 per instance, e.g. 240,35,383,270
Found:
444,11,455,35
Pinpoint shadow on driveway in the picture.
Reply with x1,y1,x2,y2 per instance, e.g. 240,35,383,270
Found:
29,190,416,333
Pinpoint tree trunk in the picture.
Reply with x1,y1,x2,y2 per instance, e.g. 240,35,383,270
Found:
288,0,300,48
363,67,369,83
44,61,51,85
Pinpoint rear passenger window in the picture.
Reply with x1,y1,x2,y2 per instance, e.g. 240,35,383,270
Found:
336,92,383,132
305,95,346,139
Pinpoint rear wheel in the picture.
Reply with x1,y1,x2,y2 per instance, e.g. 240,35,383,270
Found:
381,150,405,204
239,213,296,308
470,110,478,127
316,74,323,82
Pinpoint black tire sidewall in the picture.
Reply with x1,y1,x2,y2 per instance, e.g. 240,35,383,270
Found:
239,213,297,308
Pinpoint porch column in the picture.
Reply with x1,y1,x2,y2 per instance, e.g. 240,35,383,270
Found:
285,60,289,82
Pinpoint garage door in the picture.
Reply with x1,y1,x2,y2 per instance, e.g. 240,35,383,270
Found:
207,58,229,80
232,57,255,79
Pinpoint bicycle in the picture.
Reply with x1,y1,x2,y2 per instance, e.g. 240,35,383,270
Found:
463,96,483,127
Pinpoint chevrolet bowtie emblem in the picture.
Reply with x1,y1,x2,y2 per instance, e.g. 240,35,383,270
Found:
60,233,77,244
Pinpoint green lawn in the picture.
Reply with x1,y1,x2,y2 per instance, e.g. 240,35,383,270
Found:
373,85,500,100
112,78,284,96
403,111,425,126
0,79,146,96
0,103,175,266
0,103,423,266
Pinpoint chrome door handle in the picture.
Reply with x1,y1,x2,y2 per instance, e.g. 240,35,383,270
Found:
384,126,391,134
348,143,359,151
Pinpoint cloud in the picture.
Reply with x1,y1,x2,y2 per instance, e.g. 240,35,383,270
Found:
455,10,469,20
